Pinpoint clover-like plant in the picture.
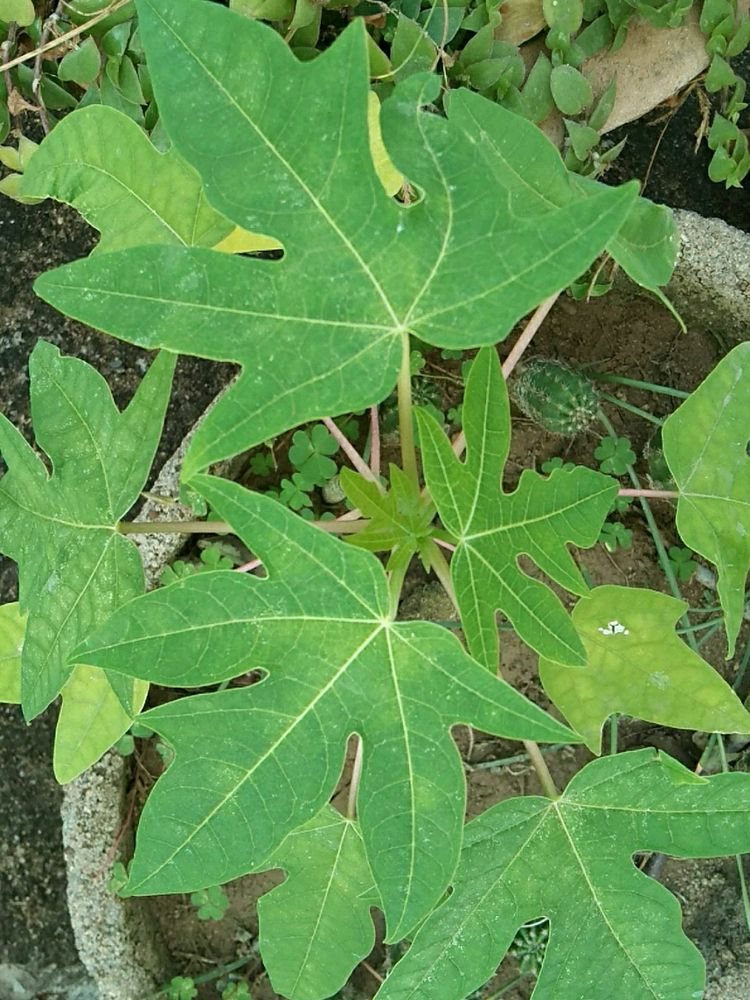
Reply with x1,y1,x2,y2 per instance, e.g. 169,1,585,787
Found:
0,1,749,999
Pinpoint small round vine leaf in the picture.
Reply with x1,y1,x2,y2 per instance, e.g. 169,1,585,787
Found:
539,585,750,753
0,0,35,26
58,37,102,85
550,64,594,115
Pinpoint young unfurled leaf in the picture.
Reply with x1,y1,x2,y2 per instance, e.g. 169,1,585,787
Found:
0,0,35,25
418,347,617,669
257,806,378,1000
21,106,234,253
0,602,24,704
74,475,576,940
0,342,175,718
662,343,750,656
341,464,436,568
34,0,639,477
375,749,750,1000
54,666,149,783
539,586,750,753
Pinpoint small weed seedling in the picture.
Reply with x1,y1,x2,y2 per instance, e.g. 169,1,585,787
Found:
0,2,750,999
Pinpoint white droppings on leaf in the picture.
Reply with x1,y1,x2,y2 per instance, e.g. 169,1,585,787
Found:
597,620,629,636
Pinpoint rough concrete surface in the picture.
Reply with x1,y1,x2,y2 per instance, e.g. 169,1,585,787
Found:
61,754,169,1000
669,209,750,348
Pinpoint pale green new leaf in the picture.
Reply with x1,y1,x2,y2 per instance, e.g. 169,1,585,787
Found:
34,0,638,477
539,586,750,753
341,464,436,567
0,603,24,703
375,749,750,1000
572,175,679,298
75,475,576,940
257,806,378,1000
0,603,147,778
20,106,233,253
418,347,617,668
662,343,750,656
54,667,149,783
0,341,175,719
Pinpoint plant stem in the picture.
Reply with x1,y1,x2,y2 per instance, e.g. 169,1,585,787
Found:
677,616,725,635
598,410,699,654
696,622,723,649
484,973,529,999
502,291,561,379
118,519,231,535
452,292,561,459
369,405,381,478
428,543,457,611
33,2,65,135
146,952,256,998
398,332,419,485
618,488,679,499
118,518,367,535
322,416,382,488
716,736,750,934
523,740,559,799
0,0,132,73
590,371,690,399
470,743,570,771
347,737,364,819
608,714,618,755
235,557,262,573
387,554,411,618
599,392,663,427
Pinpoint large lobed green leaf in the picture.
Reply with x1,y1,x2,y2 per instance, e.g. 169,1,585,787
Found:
20,105,233,253
375,749,750,1000
662,342,750,657
54,666,149,784
256,805,378,1000
75,475,576,941
0,600,149,781
0,341,174,719
33,0,641,477
540,585,750,752
0,602,24,703
418,346,617,668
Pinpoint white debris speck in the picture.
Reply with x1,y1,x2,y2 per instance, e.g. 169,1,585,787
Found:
597,620,630,637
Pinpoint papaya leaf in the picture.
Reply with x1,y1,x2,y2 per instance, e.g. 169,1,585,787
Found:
0,341,175,719
662,342,750,657
375,749,750,1000
74,474,577,940
54,666,149,783
539,586,750,753
417,347,618,669
20,106,234,253
256,805,378,1000
0,603,146,778
341,464,436,568
0,602,24,704
34,0,639,477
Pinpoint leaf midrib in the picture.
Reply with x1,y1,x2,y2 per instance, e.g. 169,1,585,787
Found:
146,1,402,329
128,624,386,892
463,481,614,541
554,803,662,999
